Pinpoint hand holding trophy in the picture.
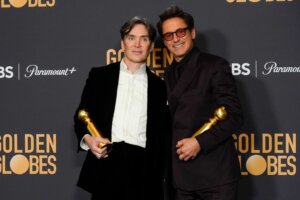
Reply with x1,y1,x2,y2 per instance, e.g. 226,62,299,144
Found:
192,106,227,138
78,109,112,153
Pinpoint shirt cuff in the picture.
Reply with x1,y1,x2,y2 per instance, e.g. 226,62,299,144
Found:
80,134,90,151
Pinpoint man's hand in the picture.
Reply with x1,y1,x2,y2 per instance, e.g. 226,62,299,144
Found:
176,137,201,161
84,135,110,159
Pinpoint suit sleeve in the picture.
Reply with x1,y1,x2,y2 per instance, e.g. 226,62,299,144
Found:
73,68,96,151
196,58,243,154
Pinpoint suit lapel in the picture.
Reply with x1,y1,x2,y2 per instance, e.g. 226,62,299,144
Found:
165,66,176,94
168,49,201,114
108,62,120,102
146,67,160,145
105,63,120,133
146,67,154,123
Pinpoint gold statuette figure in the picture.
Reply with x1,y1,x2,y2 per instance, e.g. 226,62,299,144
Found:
192,106,227,138
78,109,112,152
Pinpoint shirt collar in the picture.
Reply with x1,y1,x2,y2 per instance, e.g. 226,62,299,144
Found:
120,59,147,75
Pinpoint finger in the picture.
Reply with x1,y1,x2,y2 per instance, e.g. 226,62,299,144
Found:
92,147,106,158
176,148,182,155
177,145,187,155
95,151,108,159
176,140,183,148
179,152,187,160
184,155,192,161
179,154,184,160
93,151,102,159
98,147,108,155
103,154,109,158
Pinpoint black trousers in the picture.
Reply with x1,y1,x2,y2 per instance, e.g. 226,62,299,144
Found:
91,142,146,200
174,182,238,200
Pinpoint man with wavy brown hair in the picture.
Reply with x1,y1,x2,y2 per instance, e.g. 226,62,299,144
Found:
74,16,168,200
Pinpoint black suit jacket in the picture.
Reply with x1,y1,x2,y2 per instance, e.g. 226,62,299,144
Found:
74,62,168,198
165,47,243,191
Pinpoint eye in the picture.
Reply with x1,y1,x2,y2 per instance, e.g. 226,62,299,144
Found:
141,37,150,42
176,28,187,37
177,29,185,34
127,36,135,40
163,33,173,41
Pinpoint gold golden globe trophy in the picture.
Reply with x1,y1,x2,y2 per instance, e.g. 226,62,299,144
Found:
78,109,112,152
192,106,227,138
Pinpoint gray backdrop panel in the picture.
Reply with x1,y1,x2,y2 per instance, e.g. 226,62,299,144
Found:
0,0,299,200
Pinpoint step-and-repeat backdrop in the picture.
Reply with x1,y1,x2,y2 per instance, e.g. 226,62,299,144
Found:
0,0,299,199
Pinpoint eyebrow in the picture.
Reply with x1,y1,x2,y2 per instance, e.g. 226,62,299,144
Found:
127,34,149,38
163,27,188,35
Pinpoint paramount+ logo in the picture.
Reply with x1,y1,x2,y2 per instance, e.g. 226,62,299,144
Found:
0,0,55,8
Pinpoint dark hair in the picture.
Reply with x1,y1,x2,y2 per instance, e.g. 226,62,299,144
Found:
120,16,156,42
157,5,194,36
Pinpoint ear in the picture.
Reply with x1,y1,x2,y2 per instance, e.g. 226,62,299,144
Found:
150,42,154,51
121,40,124,49
191,28,196,40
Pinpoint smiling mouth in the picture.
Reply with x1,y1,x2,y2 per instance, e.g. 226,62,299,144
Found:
173,43,184,48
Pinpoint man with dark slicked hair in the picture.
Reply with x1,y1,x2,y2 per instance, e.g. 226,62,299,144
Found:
157,5,243,200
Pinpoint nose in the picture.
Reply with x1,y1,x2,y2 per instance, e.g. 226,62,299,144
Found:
172,33,180,42
134,38,141,47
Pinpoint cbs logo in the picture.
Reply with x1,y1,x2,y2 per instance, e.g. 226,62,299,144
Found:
0,66,14,78
231,63,251,76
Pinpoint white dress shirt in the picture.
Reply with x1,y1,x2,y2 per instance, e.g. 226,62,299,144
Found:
80,59,148,150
